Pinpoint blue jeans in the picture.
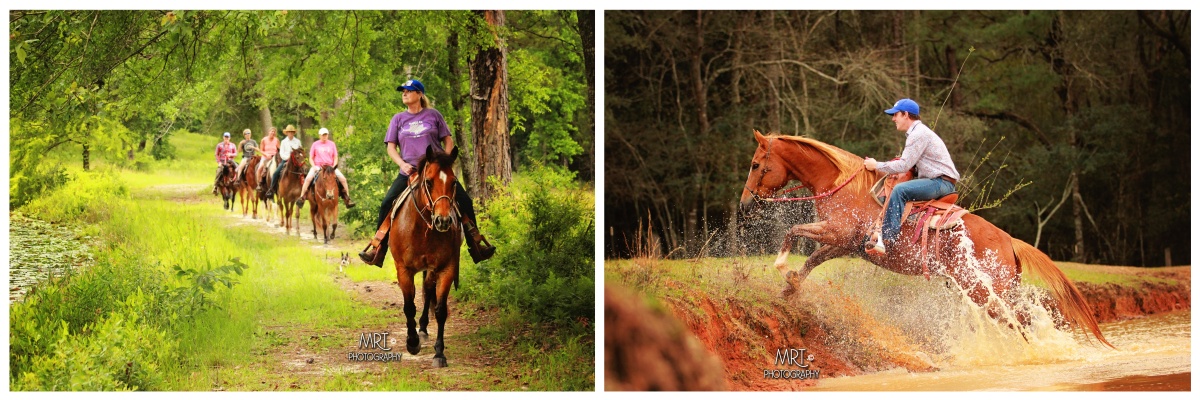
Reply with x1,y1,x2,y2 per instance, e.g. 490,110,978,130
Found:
882,178,956,243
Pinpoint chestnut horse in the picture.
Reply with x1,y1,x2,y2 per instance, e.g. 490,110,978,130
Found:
216,161,239,211
307,165,340,244
389,146,463,368
739,131,1112,348
276,148,307,236
239,155,262,218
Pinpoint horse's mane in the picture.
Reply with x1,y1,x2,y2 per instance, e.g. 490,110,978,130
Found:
765,133,878,195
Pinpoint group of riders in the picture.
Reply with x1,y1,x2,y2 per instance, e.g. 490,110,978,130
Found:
212,79,496,267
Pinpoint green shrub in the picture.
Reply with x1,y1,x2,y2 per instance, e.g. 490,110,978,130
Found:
12,289,175,391
462,165,594,327
21,169,129,224
9,163,71,210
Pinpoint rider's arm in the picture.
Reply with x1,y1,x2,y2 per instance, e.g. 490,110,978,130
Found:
442,135,454,154
388,142,414,175
876,131,929,175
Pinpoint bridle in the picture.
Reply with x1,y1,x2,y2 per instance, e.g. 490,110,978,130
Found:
410,162,460,231
744,138,865,203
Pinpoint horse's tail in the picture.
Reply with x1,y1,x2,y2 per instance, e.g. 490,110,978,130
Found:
1012,238,1114,349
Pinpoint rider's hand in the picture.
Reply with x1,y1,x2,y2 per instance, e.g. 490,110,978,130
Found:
864,157,877,171
400,162,416,176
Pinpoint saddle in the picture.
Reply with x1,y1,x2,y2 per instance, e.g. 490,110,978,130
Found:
870,173,970,280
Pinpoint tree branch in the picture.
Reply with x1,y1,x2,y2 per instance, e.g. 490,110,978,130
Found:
962,109,1052,147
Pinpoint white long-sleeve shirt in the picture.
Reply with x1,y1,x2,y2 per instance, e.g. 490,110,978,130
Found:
876,121,960,181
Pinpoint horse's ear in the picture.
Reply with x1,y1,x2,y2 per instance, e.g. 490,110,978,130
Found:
754,130,767,146
448,146,459,163
425,145,435,162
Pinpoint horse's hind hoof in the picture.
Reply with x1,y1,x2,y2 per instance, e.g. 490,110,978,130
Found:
419,331,429,341
431,357,447,368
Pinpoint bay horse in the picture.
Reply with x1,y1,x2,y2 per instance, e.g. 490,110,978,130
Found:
239,155,262,218
276,148,307,236
307,165,340,244
739,130,1112,348
389,146,463,368
216,161,239,211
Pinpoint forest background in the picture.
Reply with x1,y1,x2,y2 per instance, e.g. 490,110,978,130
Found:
605,10,1190,267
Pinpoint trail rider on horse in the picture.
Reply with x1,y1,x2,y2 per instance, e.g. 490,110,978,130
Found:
863,98,961,255
212,132,237,194
234,128,260,182
357,79,496,267
266,124,303,198
296,127,356,209
256,126,281,185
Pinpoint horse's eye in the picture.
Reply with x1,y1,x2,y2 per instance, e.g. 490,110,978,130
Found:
752,162,760,170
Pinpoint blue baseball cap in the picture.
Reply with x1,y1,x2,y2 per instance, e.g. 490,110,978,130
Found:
884,98,920,116
397,79,425,93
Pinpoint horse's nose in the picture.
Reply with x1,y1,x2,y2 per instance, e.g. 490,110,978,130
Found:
433,215,453,232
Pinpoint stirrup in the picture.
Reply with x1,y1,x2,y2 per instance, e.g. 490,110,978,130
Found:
864,232,887,256
358,243,386,267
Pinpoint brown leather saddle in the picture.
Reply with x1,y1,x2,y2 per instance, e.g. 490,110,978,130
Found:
871,172,970,279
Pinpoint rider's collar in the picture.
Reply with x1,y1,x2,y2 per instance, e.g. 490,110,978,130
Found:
906,120,925,135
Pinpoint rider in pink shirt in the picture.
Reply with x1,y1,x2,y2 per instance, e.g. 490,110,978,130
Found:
297,127,355,209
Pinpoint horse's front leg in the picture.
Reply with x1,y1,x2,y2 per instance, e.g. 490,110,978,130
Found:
398,272,421,355
773,221,830,278
419,270,433,340
431,265,456,368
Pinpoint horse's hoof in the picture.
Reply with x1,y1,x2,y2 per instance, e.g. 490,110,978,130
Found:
407,336,421,355
419,331,429,341
781,283,799,298
431,357,448,368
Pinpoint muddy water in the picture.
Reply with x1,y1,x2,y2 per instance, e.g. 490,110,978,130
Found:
813,310,1190,391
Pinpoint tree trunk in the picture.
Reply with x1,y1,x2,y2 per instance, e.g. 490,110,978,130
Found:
447,31,471,187
469,10,512,203
259,103,273,134
576,10,595,182
82,143,90,171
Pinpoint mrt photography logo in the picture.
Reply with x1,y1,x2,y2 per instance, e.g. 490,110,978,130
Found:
766,348,820,380
349,332,401,363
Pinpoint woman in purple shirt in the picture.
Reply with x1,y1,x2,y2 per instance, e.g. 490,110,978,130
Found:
359,79,495,266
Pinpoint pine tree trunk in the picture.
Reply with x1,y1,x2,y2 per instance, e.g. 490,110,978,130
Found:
469,10,512,203
576,10,595,182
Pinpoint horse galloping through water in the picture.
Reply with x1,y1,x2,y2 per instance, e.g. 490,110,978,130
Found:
739,130,1112,348
239,155,263,218
307,165,340,244
389,146,464,368
217,161,239,211
277,147,307,236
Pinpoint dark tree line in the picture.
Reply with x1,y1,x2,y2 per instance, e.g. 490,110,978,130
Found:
606,10,1190,266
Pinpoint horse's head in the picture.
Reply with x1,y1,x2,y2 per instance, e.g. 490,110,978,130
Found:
739,130,791,215
289,147,307,169
319,165,338,200
416,145,460,233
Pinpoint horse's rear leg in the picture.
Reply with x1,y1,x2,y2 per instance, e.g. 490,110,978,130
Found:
398,273,421,355
419,271,434,340
431,267,455,368
781,245,854,296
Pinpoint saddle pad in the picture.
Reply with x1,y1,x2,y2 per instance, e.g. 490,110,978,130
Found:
388,184,416,219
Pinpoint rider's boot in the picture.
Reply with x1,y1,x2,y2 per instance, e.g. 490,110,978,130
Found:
339,180,356,209
359,216,392,267
463,218,496,263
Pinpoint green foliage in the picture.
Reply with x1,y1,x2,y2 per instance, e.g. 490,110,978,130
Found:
461,165,594,327
21,168,129,224
166,258,249,321
9,162,70,210
12,290,175,391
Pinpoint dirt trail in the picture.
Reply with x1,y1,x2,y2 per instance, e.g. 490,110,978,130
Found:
152,183,504,390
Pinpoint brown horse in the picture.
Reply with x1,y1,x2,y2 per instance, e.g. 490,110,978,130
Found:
739,130,1112,348
277,148,307,236
307,165,340,244
216,161,239,211
389,146,463,368
239,156,262,218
